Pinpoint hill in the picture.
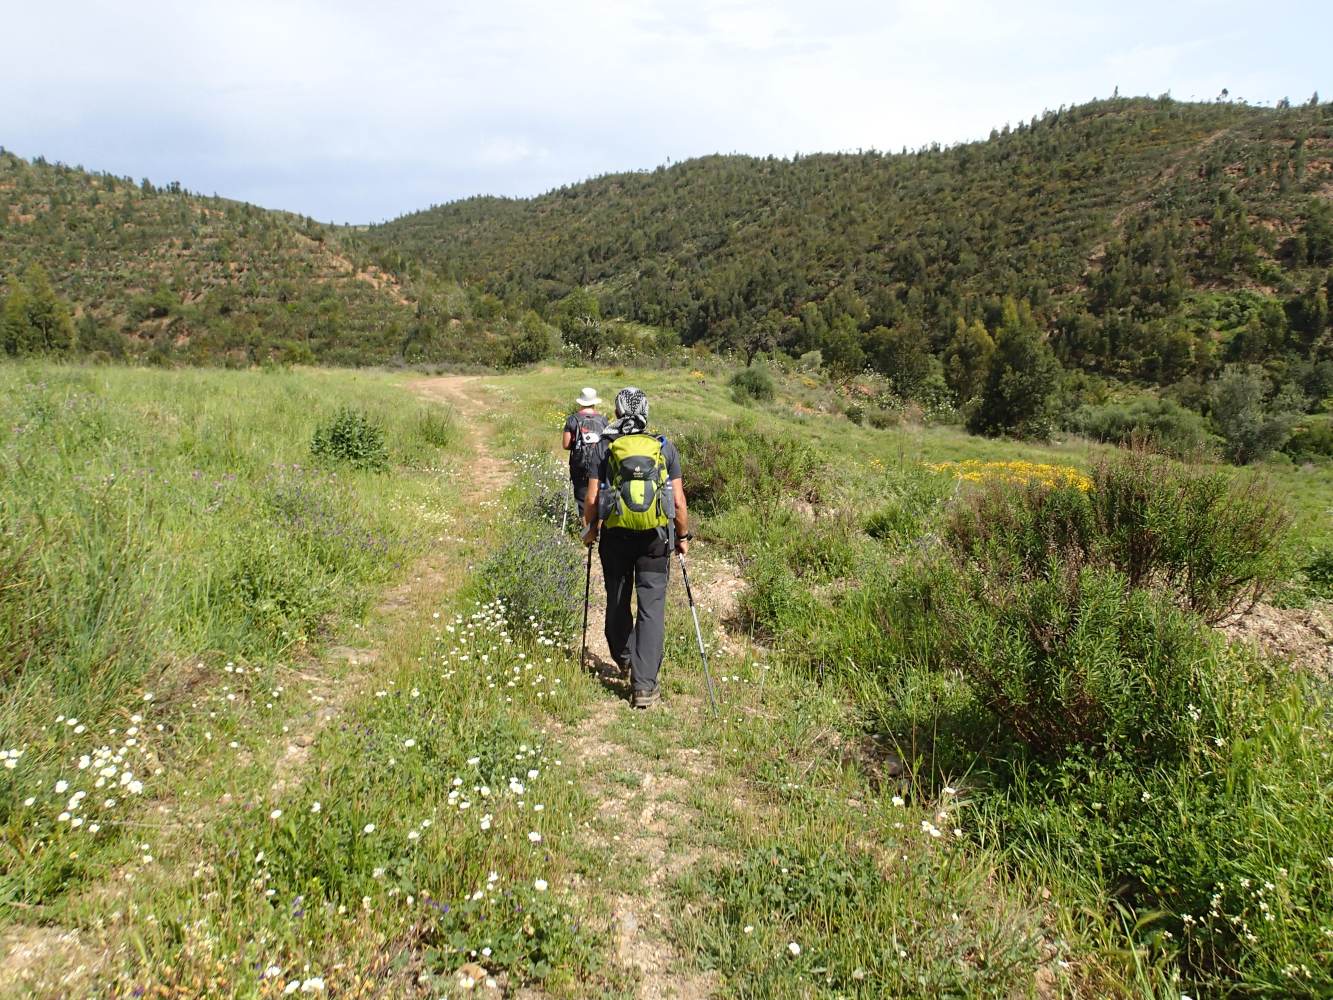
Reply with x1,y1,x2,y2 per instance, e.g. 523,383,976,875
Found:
374,96,1333,395
0,152,539,366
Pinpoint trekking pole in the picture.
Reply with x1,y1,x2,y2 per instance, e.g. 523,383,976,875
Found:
579,543,593,668
676,553,719,717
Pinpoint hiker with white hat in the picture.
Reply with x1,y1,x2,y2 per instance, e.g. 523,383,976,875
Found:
562,387,608,510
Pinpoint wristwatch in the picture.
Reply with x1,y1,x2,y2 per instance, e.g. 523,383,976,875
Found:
679,532,694,541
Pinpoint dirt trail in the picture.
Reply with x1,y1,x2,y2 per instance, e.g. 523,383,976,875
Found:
273,377,507,797
411,375,735,998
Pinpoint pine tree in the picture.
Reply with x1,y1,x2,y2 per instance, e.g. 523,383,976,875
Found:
967,299,1063,439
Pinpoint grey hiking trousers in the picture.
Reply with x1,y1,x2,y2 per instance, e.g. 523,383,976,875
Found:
599,528,671,694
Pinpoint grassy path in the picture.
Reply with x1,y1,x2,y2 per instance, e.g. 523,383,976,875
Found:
4,369,1080,997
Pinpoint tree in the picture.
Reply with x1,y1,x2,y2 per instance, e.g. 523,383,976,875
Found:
819,314,865,374
1210,364,1301,464
942,317,995,403
504,310,555,367
1,265,76,356
967,299,1063,439
865,324,933,397
556,288,603,360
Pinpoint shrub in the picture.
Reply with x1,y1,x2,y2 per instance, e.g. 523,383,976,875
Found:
677,425,821,515
940,562,1248,759
866,406,900,429
1089,450,1289,621
1210,364,1301,464
944,450,1290,623
413,405,457,450
311,407,389,471
473,522,583,639
1282,419,1333,462
1065,396,1215,458
843,402,864,424
728,365,775,403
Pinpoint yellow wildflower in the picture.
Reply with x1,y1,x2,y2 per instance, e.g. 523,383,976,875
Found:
927,459,1092,492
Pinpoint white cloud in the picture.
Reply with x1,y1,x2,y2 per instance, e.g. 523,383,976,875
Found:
2,0,1328,220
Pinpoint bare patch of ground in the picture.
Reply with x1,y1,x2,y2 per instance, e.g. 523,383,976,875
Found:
0,925,109,998
1220,601,1333,679
563,695,721,1000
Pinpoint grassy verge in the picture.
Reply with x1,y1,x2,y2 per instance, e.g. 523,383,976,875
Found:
0,363,455,925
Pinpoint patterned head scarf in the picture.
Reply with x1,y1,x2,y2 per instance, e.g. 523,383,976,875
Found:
608,386,649,435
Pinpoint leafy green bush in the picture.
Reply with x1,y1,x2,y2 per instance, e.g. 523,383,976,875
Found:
1282,419,1333,462
1210,364,1302,464
311,407,389,471
944,450,1290,622
729,365,775,403
940,562,1248,759
866,406,900,429
678,425,821,515
473,522,583,639
1066,395,1215,458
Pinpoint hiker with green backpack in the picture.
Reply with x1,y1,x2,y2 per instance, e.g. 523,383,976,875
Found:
581,387,691,709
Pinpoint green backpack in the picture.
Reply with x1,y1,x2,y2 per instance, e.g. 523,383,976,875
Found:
603,433,671,532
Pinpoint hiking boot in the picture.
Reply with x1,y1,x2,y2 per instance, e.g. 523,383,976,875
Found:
617,660,632,683
631,687,660,709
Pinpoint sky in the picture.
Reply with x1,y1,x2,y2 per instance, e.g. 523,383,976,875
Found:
5,0,1330,223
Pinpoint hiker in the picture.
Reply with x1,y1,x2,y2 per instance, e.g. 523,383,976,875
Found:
562,387,608,510
582,387,691,709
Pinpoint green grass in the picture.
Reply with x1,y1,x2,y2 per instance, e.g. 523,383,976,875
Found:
493,362,1333,998
4,359,1330,998
0,362,456,913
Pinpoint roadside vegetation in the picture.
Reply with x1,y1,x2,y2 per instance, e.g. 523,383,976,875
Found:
1,358,1329,997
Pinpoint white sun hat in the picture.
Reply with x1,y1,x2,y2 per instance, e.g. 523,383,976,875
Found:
576,387,602,407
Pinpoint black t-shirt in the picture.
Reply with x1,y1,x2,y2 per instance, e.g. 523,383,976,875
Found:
564,410,608,479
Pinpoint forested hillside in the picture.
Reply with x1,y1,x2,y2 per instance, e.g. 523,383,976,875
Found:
375,96,1333,411
0,152,540,366
5,96,1333,457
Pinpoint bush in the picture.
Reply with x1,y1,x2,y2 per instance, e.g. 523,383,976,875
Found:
944,450,1290,623
473,522,583,639
940,562,1248,759
843,402,864,424
311,407,389,471
1210,364,1302,464
677,425,821,515
413,405,457,450
729,365,775,403
867,406,900,429
1066,396,1215,459
1282,419,1333,462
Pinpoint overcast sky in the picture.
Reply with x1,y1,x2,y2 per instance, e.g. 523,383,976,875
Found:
5,0,1329,223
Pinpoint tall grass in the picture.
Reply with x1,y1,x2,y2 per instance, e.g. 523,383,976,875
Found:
0,362,454,906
